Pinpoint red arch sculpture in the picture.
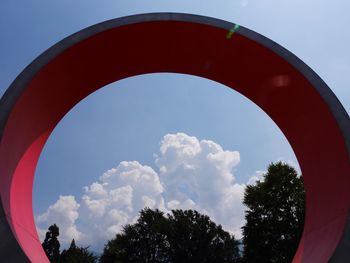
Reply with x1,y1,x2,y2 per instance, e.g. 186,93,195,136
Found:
0,13,349,262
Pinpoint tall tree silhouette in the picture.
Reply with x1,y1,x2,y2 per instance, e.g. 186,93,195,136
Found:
42,224,60,262
242,162,305,263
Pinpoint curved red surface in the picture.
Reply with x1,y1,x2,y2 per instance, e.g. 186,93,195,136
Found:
0,17,349,262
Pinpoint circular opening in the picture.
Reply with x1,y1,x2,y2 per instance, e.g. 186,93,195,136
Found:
33,73,301,253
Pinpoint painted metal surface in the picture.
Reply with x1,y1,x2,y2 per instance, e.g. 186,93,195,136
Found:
0,13,349,262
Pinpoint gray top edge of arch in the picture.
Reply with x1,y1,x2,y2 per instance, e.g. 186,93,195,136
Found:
0,12,349,262
1,12,349,155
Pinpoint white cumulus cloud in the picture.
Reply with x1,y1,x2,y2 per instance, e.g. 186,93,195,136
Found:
156,133,244,237
36,195,83,245
36,132,263,251
78,161,166,249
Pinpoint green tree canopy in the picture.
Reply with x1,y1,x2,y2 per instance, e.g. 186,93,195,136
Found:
167,209,240,263
60,239,97,263
101,208,170,263
100,208,241,263
42,224,60,263
242,162,305,263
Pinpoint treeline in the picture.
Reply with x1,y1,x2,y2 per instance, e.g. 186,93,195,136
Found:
100,209,240,263
42,162,305,263
42,224,96,263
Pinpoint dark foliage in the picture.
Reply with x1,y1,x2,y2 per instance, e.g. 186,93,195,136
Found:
100,208,170,263
100,208,241,263
242,162,305,263
167,209,240,263
60,239,97,263
42,224,60,263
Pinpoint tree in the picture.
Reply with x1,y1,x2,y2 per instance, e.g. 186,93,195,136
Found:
242,162,305,263
100,208,241,263
60,239,97,263
167,209,240,263
42,224,60,263
100,208,170,263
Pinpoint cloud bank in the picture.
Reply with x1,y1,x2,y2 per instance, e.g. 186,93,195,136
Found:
36,132,260,251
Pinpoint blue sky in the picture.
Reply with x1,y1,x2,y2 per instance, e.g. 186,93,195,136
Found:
1,0,349,251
